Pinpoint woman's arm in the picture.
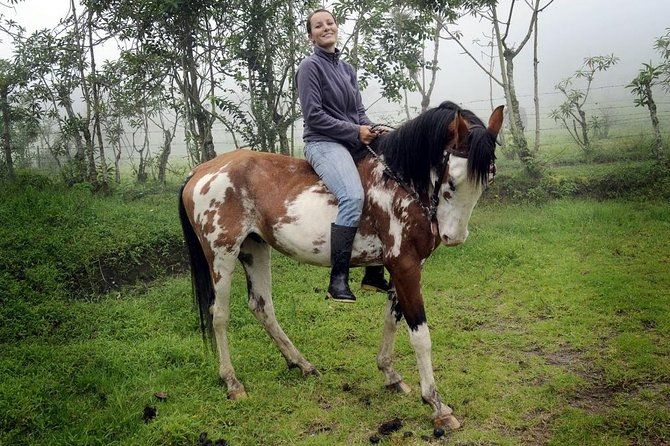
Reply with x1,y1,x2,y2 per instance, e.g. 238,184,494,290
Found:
297,59,360,148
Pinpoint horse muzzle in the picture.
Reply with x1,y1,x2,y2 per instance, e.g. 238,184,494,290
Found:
441,234,465,247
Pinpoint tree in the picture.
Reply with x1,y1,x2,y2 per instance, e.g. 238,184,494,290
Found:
443,0,552,176
628,29,670,165
550,54,618,154
0,59,28,180
334,1,482,117
92,0,227,164
224,0,315,153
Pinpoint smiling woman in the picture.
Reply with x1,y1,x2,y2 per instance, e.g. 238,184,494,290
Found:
297,8,388,303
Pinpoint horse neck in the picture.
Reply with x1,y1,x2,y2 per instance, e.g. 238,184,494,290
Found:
359,156,440,256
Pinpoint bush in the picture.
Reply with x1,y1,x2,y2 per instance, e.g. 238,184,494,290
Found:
487,162,670,203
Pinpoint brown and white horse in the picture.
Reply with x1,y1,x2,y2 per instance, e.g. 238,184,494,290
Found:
179,101,504,430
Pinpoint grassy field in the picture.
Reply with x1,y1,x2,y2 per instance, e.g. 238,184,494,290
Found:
1,191,669,444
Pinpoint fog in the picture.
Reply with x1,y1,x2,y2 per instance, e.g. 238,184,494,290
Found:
1,0,668,158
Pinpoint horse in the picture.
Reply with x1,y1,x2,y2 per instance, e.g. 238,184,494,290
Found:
178,101,504,430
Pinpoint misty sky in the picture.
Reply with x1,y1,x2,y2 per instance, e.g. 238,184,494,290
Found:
1,0,668,154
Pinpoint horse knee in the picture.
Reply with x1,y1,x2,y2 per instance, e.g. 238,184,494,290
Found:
247,294,267,314
211,305,230,330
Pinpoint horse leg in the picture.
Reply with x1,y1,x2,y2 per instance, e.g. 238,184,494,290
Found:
239,236,317,376
389,260,461,430
211,252,247,400
377,286,411,394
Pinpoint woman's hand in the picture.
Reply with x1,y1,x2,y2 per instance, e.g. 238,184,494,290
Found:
358,125,377,145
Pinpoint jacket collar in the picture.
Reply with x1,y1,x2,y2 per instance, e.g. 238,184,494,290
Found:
313,45,341,64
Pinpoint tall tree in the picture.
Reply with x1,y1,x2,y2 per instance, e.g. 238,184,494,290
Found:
224,0,315,153
92,0,226,164
443,0,553,175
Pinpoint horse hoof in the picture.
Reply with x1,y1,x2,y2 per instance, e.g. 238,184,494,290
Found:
434,414,461,430
386,381,411,394
227,388,248,400
302,366,320,377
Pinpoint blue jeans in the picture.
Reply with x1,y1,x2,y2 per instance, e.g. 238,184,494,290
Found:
304,141,364,227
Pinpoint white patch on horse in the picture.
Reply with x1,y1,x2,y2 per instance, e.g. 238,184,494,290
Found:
352,233,383,265
407,322,437,399
368,183,406,259
272,185,338,265
192,171,237,255
436,156,484,246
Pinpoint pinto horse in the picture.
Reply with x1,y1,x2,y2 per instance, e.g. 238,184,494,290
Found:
179,101,504,430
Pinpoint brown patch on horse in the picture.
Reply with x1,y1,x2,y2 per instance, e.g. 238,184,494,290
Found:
222,152,322,246
200,174,219,196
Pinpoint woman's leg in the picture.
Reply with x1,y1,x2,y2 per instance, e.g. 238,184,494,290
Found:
305,141,364,302
304,141,364,227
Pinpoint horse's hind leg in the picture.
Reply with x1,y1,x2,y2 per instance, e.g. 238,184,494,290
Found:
211,251,247,400
377,286,411,394
239,236,317,376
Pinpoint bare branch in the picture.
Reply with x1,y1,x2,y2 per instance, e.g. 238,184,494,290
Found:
502,0,515,42
442,24,504,87
509,0,539,58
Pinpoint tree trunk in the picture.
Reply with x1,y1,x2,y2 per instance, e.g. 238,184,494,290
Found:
158,129,172,183
577,107,590,151
1,86,14,180
532,12,540,153
88,12,109,193
645,84,665,161
504,54,530,161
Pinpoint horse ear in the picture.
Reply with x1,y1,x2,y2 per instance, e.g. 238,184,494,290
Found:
450,111,469,145
488,105,505,136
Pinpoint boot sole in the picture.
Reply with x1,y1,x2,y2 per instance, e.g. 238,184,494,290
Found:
361,284,389,293
326,292,356,303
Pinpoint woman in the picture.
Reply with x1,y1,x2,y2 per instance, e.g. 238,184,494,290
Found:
296,9,389,303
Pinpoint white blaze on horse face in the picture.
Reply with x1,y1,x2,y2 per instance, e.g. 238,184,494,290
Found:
436,156,484,246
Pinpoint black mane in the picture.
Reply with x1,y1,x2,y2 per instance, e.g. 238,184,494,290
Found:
351,101,496,195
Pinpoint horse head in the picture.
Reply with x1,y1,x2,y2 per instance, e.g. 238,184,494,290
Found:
435,105,504,246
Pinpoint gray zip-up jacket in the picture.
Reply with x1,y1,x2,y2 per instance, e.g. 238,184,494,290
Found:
296,46,372,150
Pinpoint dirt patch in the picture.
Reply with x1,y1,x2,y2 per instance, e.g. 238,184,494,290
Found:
302,422,336,437
69,238,189,297
517,408,556,446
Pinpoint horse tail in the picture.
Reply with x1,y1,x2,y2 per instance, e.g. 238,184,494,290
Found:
178,181,215,346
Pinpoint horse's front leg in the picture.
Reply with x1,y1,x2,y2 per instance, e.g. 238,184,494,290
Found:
377,287,411,394
389,259,461,430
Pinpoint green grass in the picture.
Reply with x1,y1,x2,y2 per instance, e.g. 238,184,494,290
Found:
2,199,669,445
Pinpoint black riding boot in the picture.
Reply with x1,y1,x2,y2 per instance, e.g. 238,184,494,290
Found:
361,265,391,293
327,223,358,303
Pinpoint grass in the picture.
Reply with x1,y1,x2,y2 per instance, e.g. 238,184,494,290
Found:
1,198,669,445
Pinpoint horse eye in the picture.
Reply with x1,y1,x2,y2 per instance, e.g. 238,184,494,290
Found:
448,180,455,192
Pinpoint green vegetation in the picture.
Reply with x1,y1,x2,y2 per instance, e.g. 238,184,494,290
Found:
1,158,669,444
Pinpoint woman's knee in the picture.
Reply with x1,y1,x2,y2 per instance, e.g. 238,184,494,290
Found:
340,190,364,221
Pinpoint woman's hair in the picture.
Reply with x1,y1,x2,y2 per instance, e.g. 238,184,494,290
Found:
306,9,335,35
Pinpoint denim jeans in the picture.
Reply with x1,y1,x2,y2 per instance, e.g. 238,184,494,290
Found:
304,140,364,227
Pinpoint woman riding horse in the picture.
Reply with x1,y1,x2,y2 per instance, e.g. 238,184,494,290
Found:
297,8,388,303
179,101,504,430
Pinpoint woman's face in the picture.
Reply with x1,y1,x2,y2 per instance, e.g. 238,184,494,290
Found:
309,11,338,52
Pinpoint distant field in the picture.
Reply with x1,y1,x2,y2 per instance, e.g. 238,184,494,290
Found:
1,192,668,445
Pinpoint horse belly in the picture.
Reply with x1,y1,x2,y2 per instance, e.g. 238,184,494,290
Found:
269,186,383,267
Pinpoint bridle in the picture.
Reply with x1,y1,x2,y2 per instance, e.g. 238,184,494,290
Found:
366,123,493,237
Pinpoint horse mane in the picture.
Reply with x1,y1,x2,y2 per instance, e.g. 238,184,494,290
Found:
351,101,496,194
